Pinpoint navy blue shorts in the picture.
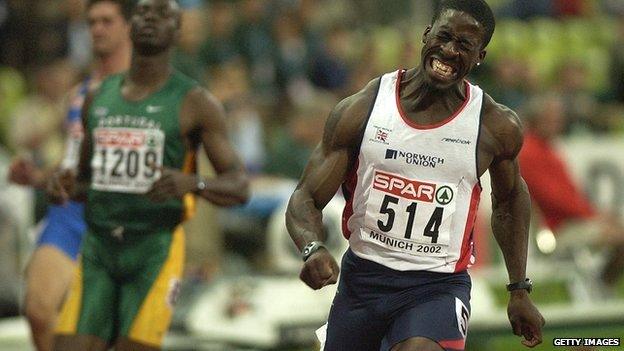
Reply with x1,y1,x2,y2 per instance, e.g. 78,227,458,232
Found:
324,249,471,351
36,201,86,261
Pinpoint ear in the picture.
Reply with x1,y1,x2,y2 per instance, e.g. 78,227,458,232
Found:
477,50,487,65
422,26,432,44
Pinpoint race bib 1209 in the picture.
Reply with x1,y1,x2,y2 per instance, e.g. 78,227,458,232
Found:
91,127,164,193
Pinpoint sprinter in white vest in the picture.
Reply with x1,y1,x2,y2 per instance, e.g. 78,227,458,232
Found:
285,1,545,350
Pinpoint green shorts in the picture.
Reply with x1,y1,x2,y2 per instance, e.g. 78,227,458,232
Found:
56,226,185,347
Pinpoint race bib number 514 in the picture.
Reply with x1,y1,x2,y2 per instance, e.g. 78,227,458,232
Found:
91,127,164,193
364,170,457,256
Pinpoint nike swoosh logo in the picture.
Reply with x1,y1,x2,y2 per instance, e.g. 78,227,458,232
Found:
146,105,163,113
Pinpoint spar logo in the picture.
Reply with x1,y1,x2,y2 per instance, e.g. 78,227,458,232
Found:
95,129,145,148
373,170,454,205
373,170,436,202
436,186,453,205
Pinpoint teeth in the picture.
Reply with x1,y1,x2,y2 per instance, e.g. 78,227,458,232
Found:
432,58,454,77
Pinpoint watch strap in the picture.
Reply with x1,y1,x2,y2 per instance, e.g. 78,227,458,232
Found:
301,241,325,262
194,176,207,193
506,278,533,293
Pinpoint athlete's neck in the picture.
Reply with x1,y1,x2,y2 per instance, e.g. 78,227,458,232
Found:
128,50,172,87
400,67,466,113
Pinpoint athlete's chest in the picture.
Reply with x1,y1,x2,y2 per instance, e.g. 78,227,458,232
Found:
359,115,479,183
87,92,186,193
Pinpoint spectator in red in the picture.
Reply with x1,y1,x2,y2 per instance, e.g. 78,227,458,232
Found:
519,93,624,288
553,0,589,17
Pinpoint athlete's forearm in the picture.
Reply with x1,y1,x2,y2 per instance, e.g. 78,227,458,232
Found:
491,178,531,283
196,170,249,206
285,189,327,251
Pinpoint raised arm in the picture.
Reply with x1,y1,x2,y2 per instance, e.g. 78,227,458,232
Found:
286,78,379,289
484,99,545,348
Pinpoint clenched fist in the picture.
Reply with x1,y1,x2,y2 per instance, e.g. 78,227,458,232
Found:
299,248,340,290
508,291,546,348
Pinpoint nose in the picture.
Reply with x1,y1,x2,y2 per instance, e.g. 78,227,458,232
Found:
440,41,459,58
91,21,106,36
141,7,158,22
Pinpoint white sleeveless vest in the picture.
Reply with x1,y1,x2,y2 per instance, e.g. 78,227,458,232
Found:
342,69,483,273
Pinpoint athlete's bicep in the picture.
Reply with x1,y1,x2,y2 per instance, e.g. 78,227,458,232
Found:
297,142,352,209
192,88,245,175
486,105,525,200
296,80,378,208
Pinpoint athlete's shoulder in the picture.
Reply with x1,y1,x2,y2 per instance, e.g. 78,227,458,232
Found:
340,76,382,117
183,84,220,111
480,92,524,159
180,84,226,133
324,77,382,149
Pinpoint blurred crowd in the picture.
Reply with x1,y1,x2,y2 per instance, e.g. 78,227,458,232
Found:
3,0,624,277
3,0,624,180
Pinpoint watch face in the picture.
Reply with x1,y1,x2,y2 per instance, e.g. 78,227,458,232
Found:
302,242,318,260
197,180,206,190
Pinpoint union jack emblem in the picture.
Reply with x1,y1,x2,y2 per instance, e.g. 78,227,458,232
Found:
376,129,388,142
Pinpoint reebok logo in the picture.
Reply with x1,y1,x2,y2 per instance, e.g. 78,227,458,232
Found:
441,137,471,145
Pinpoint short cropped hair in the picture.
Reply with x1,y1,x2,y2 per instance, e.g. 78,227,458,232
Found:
87,0,134,20
432,0,495,48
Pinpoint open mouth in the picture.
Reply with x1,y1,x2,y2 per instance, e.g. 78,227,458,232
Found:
430,58,457,80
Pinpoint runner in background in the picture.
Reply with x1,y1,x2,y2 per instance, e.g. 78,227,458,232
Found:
49,1,249,349
7,1,132,350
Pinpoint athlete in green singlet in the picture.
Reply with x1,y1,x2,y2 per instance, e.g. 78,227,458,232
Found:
48,1,249,350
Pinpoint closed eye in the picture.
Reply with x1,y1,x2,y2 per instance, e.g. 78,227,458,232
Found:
437,32,452,41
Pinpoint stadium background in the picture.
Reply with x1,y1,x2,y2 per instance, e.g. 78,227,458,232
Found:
1,0,624,350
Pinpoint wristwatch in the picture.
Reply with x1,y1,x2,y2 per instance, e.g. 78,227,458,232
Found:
301,241,326,262
506,278,533,293
195,176,207,193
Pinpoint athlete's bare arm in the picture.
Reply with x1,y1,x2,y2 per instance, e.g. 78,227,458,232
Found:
481,94,545,348
285,78,379,290
146,86,249,206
